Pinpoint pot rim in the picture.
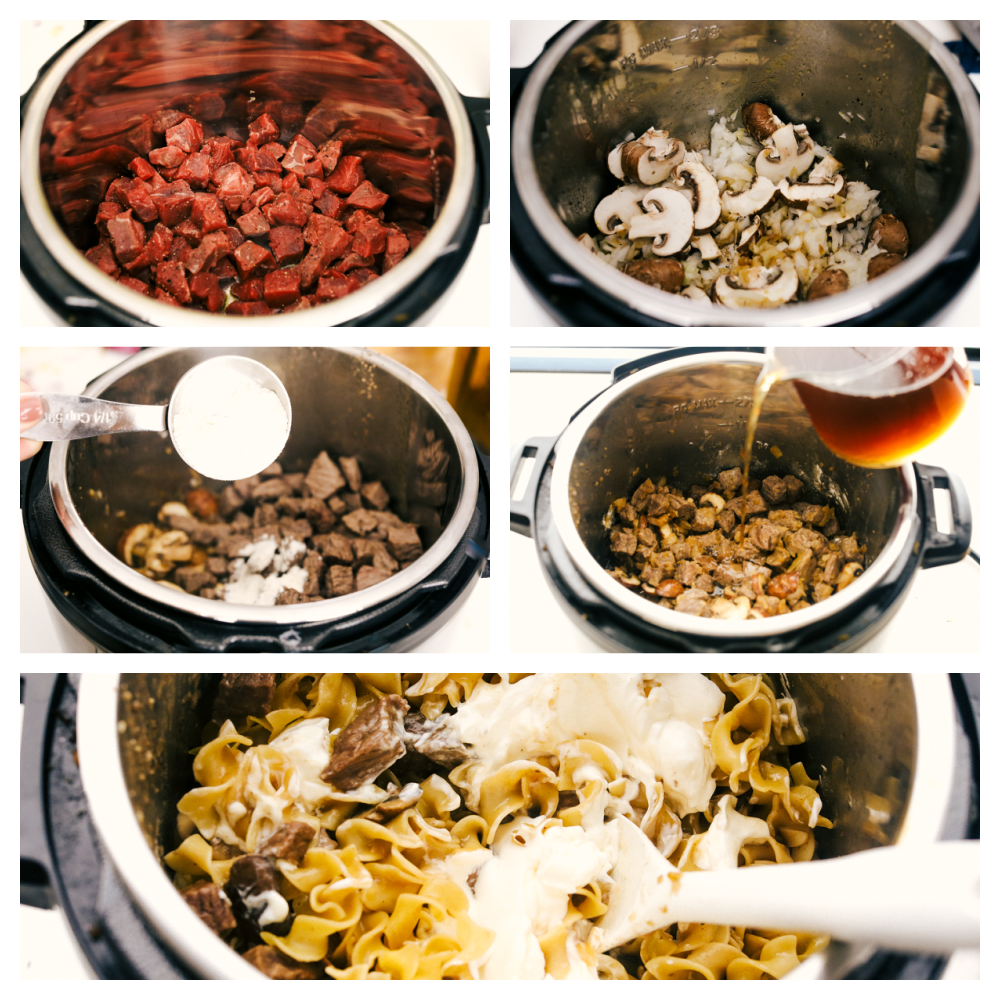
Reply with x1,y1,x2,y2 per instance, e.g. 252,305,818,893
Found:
511,20,981,327
548,352,917,638
76,672,958,982
20,19,475,327
46,346,480,625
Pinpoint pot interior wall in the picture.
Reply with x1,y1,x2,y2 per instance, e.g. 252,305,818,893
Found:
567,361,899,570
533,20,970,252
39,20,455,249
67,347,461,557
113,673,918,865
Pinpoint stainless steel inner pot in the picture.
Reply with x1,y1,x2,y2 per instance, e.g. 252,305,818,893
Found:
47,346,479,625
512,20,980,326
550,353,916,638
21,20,475,327
76,672,958,980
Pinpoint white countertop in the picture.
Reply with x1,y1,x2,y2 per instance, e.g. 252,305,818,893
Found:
510,356,980,654
510,20,979,327
20,20,489,327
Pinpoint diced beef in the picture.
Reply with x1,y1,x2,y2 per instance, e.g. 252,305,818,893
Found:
176,151,211,188
387,525,423,563
106,209,146,263
263,269,300,308
403,713,469,766
761,475,787,505
304,450,346,499
317,533,354,565
232,241,277,282
189,271,225,312
786,528,829,556
346,180,389,210
338,456,363,493
165,117,203,153
150,180,195,226
689,507,716,533
316,271,360,301
747,519,785,553
191,192,228,235
716,467,743,493
360,481,390,511
351,216,387,257
342,507,378,535
181,882,237,936
783,475,805,502
675,588,711,616
838,535,863,561
149,145,186,169
610,528,637,556
85,242,119,277
155,260,192,303
328,155,365,194
249,113,279,145
211,673,276,729
235,207,271,237
268,225,305,266
356,565,392,590
725,489,769,517
185,230,231,275
266,192,307,228
320,694,409,790
124,178,158,223
325,564,354,597
224,855,291,943
768,509,802,531
256,822,314,867
241,946,318,981
317,139,343,175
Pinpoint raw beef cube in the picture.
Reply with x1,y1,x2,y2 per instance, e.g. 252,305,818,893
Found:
191,192,228,235
317,139,343,175
95,201,123,235
235,207,271,237
281,172,300,194
281,297,313,312
212,162,254,212
200,135,236,171
353,268,379,286
224,226,246,251
173,218,202,246
141,223,174,266
256,149,281,173
346,181,389,210
264,269,301,308
252,171,283,195
129,157,156,181
177,151,211,188
124,178,158,223
335,253,374,273
85,242,120,277
165,117,203,153
154,287,181,307
315,272,360,301
281,135,317,175
189,272,225,312
385,228,410,256
149,145,186,169
245,187,276,213
300,158,323,179
106,209,147,263
234,143,261,172
231,278,264,302
226,300,271,316
260,141,286,160
185,230,232,275
118,275,152,296
150,180,194,226
351,217,387,257
266,193,307,228
303,213,340,245
292,188,315,207
156,260,192,303
232,241,277,282
328,155,365,194
249,113,279,145
305,177,327,200
315,189,342,218
151,108,186,133
212,258,238,280
383,251,407,272
269,226,305,266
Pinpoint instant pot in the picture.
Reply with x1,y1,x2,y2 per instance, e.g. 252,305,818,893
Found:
20,673,980,979
511,20,979,326
21,20,489,327
510,349,971,652
20,347,489,652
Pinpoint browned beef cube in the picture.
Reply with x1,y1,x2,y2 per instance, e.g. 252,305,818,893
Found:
302,550,324,595
256,822,315,866
794,503,827,526
693,573,714,592
786,528,829,556
216,532,252,558
295,497,334,533
670,540,691,560
637,525,657,547
609,528,637,556
768,509,802,531
748,519,785,553
717,467,743,493
666,495,696,520
648,549,676,576
823,551,846,585
275,588,306,604
342,507,378,535
690,508,716,533
716,509,736,534
640,562,665,587
253,503,279,529
318,533,354,564
325,564,354,597
761,475,787,505
174,566,217,593
821,514,840,538
251,478,294,501
725,490,768,517
225,854,287,941
231,511,253,531
675,560,701,588
646,494,672,518
838,535,863,561
356,565,393,590
332,456,361,493
360,481,391,511
342,492,363,511
211,674,275,729
356,539,399,574
387,525,423,563
675,588,710,616
321,694,408,789
713,562,744,587
630,479,656,512
304,450,346,500
279,517,312,541
327,494,348,517
206,556,229,576
181,882,236,935
783,475,805,502
766,546,792,570
233,477,260,501
242,946,318,981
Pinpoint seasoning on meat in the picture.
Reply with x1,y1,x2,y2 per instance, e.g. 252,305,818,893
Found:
256,821,315,867
241,945,319,981
605,466,866,619
211,673,276,729
320,694,408,790
180,881,237,935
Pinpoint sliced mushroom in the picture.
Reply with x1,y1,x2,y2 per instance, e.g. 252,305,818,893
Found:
869,214,910,256
809,155,843,184
737,215,761,250
121,523,157,567
755,122,817,183
779,173,845,202
144,529,193,576
611,129,686,185
807,268,849,300
721,176,776,217
742,102,784,144
576,233,600,254
690,233,721,260
158,501,192,522
622,258,684,292
700,492,725,510
675,161,721,230
594,184,650,235
628,188,694,257
835,562,864,592
714,259,799,309
867,253,905,280
710,595,751,620
680,285,710,301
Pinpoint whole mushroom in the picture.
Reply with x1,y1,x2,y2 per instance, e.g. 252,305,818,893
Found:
742,102,785,143
807,268,850,300
622,258,684,292
867,253,905,280
869,214,910,256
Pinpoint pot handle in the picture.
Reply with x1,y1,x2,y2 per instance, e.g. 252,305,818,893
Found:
913,463,973,568
20,673,60,908
510,436,557,538
461,95,490,225
611,347,765,384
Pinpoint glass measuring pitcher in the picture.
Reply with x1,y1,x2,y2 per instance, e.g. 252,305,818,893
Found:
762,347,972,468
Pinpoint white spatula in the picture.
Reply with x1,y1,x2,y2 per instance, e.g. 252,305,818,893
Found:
596,817,979,955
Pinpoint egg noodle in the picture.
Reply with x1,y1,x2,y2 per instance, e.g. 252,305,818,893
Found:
166,673,831,979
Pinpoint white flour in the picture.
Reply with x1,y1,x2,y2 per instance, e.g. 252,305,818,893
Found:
223,536,308,606
170,365,288,481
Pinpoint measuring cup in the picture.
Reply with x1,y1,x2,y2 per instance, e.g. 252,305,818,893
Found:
19,356,291,481
761,347,972,468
